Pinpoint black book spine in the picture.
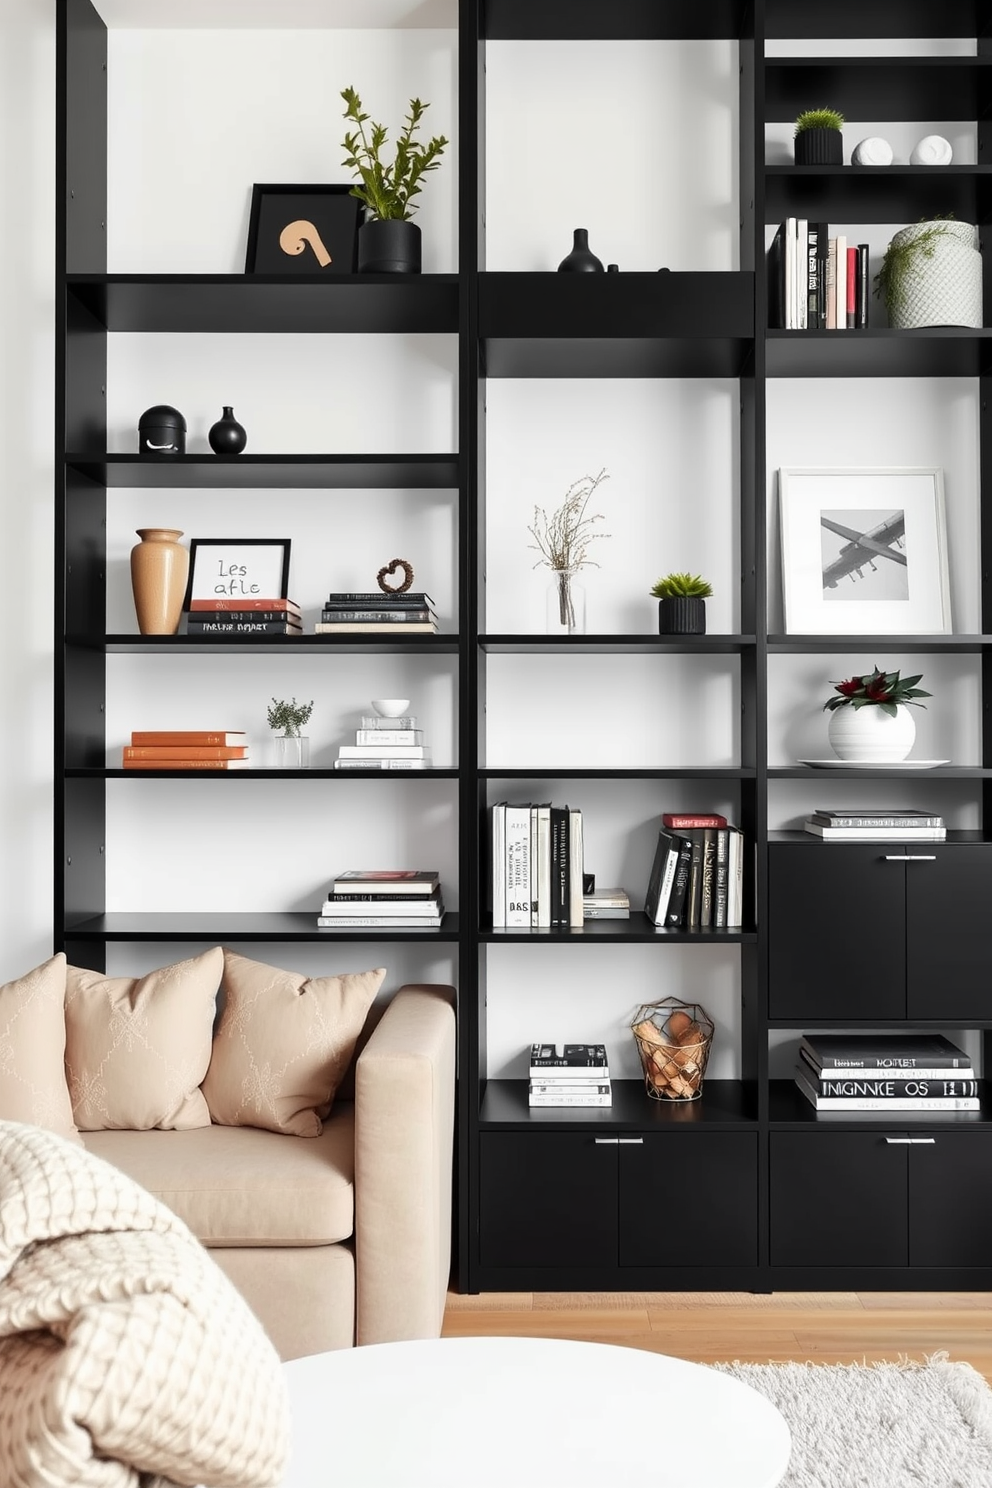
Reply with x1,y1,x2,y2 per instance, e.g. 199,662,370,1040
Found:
807,222,826,330
186,619,299,634
767,222,785,329
550,806,568,926
325,592,432,605
713,828,729,928
699,828,717,927
664,838,693,927
799,1038,969,1070
856,243,869,328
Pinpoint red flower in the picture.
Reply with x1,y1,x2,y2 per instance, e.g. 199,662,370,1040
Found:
834,677,862,697
864,675,891,701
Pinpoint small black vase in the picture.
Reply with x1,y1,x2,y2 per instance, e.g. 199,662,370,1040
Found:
208,406,247,455
558,228,605,273
358,219,422,274
658,597,706,635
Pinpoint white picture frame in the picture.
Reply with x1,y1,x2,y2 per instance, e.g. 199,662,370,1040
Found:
779,467,951,635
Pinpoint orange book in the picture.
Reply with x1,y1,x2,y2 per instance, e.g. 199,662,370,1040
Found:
122,758,251,771
130,731,246,746
187,598,300,613
123,745,248,760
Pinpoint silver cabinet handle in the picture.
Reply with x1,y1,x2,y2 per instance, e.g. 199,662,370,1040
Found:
884,854,936,861
618,1137,644,1145
884,1136,937,1145
594,1137,619,1145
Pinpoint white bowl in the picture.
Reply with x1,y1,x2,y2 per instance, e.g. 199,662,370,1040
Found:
371,698,411,718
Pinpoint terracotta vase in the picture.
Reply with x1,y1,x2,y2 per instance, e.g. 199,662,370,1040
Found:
130,528,189,635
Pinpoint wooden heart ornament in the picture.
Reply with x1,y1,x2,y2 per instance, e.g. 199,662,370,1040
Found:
377,558,414,595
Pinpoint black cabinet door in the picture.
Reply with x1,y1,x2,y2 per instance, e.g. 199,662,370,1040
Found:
619,1133,758,1267
770,1132,908,1266
479,1132,617,1269
910,1132,992,1267
768,846,907,1020
905,847,992,1021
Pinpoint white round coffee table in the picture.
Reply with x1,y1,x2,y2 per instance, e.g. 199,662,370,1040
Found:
280,1335,791,1487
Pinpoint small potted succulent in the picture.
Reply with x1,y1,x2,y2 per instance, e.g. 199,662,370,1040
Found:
267,695,314,769
341,86,448,274
793,107,844,166
650,572,713,635
822,665,930,762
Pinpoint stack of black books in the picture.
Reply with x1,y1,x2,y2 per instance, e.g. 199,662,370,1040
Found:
644,813,743,929
315,591,438,634
184,597,302,636
795,1034,977,1112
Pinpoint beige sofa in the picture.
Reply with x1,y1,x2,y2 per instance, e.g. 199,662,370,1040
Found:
81,982,456,1361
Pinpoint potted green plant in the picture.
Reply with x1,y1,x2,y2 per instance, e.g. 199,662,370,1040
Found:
267,695,314,769
341,86,448,274
650,572,713,635
793,107,844,166
822,665,930,762
874,216,982,329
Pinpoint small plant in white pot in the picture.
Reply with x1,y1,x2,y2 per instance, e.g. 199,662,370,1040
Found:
267,696,314,769
822,665,930,762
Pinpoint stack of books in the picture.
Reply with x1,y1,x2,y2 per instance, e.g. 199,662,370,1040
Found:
317,869,444,929
184,597,302,637
644,814,744,930
122,729,249,770
804,807,946,841
315,591,438,635
491,802,584,929
582,888,630,920
768,218,870,331
795,1034,978,1112
528,1043,612,1108
334,712,431,771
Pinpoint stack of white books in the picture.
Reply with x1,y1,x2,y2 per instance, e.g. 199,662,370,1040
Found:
803,808,945,841
528,1043,612,1107
334,713,432,771
317,869,444,929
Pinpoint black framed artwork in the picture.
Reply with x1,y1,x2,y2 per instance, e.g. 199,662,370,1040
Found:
245,184,363,274
183,539,292,607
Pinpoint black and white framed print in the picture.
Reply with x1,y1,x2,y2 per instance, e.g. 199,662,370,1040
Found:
184,539,292,606
779,467,951,635
245,184,363,274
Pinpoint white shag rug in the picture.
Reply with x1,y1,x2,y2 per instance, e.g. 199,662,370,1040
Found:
712,1354,992,1488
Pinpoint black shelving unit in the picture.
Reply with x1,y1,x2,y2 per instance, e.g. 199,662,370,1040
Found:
56,0,992,1298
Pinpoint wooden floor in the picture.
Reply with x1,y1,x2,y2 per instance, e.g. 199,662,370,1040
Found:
443,1290,992,1385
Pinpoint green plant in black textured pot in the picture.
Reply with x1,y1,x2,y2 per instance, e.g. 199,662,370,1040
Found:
793,107,844,166
650,572,713,635
341,86,448,274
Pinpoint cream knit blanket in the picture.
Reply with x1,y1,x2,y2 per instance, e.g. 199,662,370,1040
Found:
0,1119,290,1487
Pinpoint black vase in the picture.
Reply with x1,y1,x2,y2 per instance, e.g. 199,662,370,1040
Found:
208,406,247,455
794,128,843,165
358,219,422,274
558,228,605,273
658,597,706,635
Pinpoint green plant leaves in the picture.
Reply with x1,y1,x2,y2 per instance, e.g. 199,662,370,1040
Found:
340,86,448,221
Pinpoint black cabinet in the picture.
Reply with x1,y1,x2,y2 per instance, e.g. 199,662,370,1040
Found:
768,843,992,1022
771,1130,992,1269
480,1131,757,1273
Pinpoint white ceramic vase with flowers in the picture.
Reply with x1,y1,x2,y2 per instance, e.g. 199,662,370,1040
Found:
822,665,931,762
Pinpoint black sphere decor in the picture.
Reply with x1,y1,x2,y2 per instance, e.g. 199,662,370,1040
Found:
794,128,843,166
208,406,247,455
658,596,706,635
358,219,422,274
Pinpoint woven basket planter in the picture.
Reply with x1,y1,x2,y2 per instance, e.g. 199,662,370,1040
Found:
884,220,983,329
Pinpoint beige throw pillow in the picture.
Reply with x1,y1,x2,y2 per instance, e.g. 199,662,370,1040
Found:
64,947,222,1130
203,950,385,1136
0,953,79,1141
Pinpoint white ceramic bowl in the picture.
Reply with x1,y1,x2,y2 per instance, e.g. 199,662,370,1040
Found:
371,698,411,718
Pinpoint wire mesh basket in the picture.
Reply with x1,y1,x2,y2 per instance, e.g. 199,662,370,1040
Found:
630,997,714,1101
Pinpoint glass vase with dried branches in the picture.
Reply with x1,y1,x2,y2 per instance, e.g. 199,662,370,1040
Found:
528,469,610,634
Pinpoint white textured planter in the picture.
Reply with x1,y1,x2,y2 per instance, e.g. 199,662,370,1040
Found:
827,704,917,762
885,220,983,329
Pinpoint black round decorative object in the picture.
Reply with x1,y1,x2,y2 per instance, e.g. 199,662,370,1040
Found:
208,406,248,455
557,228,605,273
138,405,186,456
794,128,843,166
658,597,706,635
358,219,422,274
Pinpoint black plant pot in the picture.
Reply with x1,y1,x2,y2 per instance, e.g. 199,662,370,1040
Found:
658,597,706,635
794,128,843,166
358,219,422,274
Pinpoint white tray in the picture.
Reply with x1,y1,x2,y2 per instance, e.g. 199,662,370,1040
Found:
797,759,950,770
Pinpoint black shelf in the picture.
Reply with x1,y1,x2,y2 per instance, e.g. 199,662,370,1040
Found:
769,830,990,844
481,634,756,654
62,912,461,942
66,274,460,335
485,1,750,41
102,634,460,655
764,166,992,225
764,58,992,122
481,767,755,780
769,1079,991,1126
72,768,460,780
764,0,986,38
67,453,461,489
481,915,756,942
765,329,992,378
768,635,992,653
480,1078,756,1126
769,766,992,780
480,272,754,378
